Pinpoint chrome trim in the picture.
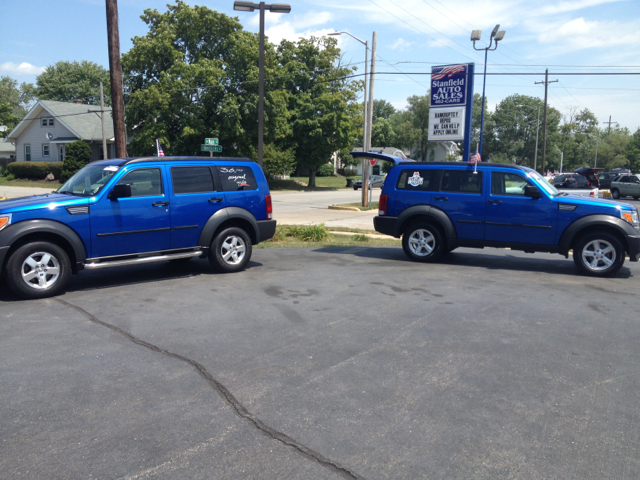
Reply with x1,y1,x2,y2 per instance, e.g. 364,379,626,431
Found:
85,250,202,269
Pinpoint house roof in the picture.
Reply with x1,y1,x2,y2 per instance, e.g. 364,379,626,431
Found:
7,100,115,142
0,139,15,154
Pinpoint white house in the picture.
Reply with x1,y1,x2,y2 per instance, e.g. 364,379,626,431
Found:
6,100,116,163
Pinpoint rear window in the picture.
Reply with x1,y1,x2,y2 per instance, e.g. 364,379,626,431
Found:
396,169,438,191
441,170,483,194
171,167,215,194
216,166,258,191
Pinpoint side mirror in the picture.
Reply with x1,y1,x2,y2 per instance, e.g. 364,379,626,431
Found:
108,183,132,200
524,185,542,199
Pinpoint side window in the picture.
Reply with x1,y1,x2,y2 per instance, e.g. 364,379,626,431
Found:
441,170,483,194
491,172,529,196
24,144,31,161
396,169,438,191
620,176,629,183
117,168,163,197
171,167,215,194
216,165,258,191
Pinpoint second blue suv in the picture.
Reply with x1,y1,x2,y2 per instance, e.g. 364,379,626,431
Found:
0,157,276,299
367,157,640,276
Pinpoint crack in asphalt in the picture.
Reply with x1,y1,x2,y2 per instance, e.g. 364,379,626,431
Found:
54,298,364,480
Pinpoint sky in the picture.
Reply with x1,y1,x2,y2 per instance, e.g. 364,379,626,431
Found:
2,0,640,132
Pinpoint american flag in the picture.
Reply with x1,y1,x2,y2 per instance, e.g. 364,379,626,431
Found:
469,145,481,164
432,65,466,81
156,139,165,157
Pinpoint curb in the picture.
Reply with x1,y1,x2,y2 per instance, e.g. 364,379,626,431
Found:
328,205,362,211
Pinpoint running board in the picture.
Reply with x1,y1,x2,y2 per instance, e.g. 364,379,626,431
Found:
84,250,203,270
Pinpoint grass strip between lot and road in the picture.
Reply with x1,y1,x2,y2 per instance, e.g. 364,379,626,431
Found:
256,224,400,249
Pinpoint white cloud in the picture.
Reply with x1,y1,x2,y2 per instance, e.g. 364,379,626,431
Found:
390,38,414,50
265,23,335,45
536,18,640,51
0,62,46,75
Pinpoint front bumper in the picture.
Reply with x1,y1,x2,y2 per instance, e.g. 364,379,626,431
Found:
374,216,399,237
626,234,640,261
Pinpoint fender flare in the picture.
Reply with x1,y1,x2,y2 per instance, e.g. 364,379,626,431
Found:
198,207,260,247
558,214,636,252
0,219,87,269
396,205,457,239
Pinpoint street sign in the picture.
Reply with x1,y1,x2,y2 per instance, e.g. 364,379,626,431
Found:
205,138,218,146
370,159,376,166
201,145,222,152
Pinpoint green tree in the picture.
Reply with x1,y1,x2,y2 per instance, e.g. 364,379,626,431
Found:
406,94,431,160
389,109,418,154
278,37,360,186
598,127,631,171
0,76,35,136
61,141,92,182
372,99,396,121
122,1,288,159
35,61,111,105
626,128,640,173
262,144,296,177
371,117,396,147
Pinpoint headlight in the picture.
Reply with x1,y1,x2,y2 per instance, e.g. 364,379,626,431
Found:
621,209,639,231
0,213,11,231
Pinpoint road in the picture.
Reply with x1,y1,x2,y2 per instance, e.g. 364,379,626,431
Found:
1,247,639,479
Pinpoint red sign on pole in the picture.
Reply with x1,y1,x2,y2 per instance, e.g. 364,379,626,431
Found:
369,159,376,166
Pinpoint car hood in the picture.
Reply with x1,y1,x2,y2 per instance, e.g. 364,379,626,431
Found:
557,194,636,211
0,193,90,214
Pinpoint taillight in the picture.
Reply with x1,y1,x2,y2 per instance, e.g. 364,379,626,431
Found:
379,194,387,216
265,194,273,219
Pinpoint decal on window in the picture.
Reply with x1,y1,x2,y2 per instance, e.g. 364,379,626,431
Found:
408,172,424,187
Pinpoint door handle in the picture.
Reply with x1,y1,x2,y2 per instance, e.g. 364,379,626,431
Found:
152,201,169,207
208,197,223,203
488,200,503,205
434,196,448,201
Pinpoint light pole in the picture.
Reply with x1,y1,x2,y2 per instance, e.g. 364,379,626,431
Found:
328,31,369,206
471,24,505,156
233,1,291,168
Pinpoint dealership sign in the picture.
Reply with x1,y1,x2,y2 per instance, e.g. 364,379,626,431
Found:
428,63,474,143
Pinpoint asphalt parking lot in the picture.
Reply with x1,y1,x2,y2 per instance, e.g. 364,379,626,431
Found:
2,246,639,479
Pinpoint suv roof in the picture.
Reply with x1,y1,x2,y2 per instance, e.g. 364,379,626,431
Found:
87,156,252,168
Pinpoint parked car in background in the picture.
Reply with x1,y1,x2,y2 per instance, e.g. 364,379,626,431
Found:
353,175,385,190
597,172,622,189
554,173,590,189
610,174,640,200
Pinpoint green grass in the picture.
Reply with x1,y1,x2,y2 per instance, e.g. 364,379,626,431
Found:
257,224,400,249
267,176,356,191
0,177,61,189
333,201,379,211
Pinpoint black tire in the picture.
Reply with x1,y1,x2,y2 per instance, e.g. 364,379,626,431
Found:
401,222,445,263
611,189,620,199
353,186,359,190
573,232,625,277
5,241,71,299
209,227,252,273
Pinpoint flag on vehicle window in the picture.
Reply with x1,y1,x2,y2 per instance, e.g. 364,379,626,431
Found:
469,145,481,164
156,139,165,157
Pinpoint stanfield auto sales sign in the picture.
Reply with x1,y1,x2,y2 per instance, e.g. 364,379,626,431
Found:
430,64,468,107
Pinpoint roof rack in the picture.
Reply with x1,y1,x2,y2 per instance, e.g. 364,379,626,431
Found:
121,156,252,166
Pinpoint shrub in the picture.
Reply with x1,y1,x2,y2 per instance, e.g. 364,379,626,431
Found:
61,141,92,182
6,161,64,180
343,168,358,177
300,224,329,242
263,144,297,177
316,163,335,177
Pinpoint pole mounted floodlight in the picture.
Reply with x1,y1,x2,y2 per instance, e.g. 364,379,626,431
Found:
472,24,506,156
233,1,291,168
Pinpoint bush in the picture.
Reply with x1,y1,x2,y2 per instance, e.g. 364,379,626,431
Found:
61,141,92,182
316,163,335,177
343,168,358,177
300,224,329,242
263,144,297,177
6,161,64,180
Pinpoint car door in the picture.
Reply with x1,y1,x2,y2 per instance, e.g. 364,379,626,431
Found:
90,166,171,258
618,175,630,196
436,169,485,240
484,171,557,245
169,165,225,249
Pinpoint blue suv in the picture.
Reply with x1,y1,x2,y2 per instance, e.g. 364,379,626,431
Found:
369,157,640,276
0,157,276,299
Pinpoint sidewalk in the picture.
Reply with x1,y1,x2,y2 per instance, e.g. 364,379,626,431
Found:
1,185,53,199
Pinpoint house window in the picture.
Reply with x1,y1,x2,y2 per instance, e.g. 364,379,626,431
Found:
48,118,54,126
41,117,54,127
24,144,31,161
41,118,47,127
43,144,50,157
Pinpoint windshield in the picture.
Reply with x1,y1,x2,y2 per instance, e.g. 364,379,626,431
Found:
527,170,560,196
57,165,120,197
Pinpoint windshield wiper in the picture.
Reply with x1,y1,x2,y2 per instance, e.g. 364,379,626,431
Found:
56,190,75,195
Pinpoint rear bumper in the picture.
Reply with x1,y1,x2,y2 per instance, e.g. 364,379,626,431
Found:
374,216,399,237
256,219,277,243
627,234,640,261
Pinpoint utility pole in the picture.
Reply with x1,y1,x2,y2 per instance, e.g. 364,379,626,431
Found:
603,115,617,134
362,31,376,208
100,82,108,159
105,0,127,158
535,69,557,175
